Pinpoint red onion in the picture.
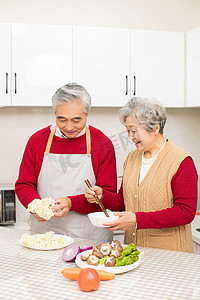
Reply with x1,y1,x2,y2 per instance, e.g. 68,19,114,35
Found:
62,243,80,262
80,246,93,252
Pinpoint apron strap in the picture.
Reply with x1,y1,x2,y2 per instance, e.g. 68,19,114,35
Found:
45,125,91,154
45,125,57,153
86,126,91,155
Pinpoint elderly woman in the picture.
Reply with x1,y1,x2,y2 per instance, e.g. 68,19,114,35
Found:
85,97,198,252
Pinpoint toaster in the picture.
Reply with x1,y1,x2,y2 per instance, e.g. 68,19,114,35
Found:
0,184,16,224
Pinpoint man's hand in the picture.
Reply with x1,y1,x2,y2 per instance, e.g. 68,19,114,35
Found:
34,214,47,223
53,197,71,218
85,186,103,204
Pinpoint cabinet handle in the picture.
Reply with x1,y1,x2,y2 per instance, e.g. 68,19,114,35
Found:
6,73,8,94
14,73,17,94
125,75,128,95
133,76,136,96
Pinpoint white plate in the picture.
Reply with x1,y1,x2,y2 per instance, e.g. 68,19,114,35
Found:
75,250,141,274
20,234,74,250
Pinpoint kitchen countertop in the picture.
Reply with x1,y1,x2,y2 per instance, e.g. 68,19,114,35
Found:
7,214,200,246
0,227,200,300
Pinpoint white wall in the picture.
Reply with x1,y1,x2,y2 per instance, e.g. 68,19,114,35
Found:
0,0,200,31
0,106,199,181
0,0,200,224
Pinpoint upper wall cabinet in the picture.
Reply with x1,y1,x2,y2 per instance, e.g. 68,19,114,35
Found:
186,27,200,107
0,24,72,107
12,24,72,106
0,23,186,107
131,30,185,107
0,24,11,106
73,26,185,107
73,26,130,106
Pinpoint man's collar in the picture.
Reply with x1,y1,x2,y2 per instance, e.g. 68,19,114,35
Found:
50,124,86,139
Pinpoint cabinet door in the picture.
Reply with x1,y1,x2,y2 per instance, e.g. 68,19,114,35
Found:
186,28,200,107
0,24,11,106
131,30,184,107
73,26,130,107
12,24,72,106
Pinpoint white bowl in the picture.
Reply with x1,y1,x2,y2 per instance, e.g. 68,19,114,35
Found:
88,211,119,228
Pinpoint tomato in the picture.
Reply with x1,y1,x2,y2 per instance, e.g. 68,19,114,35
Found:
77,268,100,292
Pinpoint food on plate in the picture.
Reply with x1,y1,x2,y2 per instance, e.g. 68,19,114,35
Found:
115,243,140,266
110,240,123,252
27,197,55,220
80,240,140,267
77,268,100,292
99,243,112,256
110,248,122,258
62,267,115,281
81,251,91,261
62,244,93,262
92,249,104,258
19,231,68,249
95,244,101,250
105,256,116,267
87,254,99,266
62,243,80,262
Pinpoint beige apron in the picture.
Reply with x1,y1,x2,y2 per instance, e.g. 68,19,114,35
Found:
30,125,113,241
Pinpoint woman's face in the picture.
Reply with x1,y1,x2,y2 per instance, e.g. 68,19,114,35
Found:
125,114,157,152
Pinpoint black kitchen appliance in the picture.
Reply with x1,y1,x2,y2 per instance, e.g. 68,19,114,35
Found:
0,184,16,224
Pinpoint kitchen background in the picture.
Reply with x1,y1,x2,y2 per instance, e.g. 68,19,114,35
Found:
0,0,200,226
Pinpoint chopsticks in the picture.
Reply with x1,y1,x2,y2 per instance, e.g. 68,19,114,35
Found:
84,179,109,217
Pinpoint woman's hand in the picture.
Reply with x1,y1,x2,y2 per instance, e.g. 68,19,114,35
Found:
85,186,103,204
103,212,136,231
53,197,71,218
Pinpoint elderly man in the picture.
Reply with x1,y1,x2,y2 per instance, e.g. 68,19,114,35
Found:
15,83,124,241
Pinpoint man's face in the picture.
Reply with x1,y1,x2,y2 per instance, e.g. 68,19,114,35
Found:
55,100,88,138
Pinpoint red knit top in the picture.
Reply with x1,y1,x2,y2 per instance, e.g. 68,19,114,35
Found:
102,156,198,230
15,125,124,213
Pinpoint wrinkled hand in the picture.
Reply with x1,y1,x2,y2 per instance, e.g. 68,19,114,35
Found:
85,186,103,204
53,197,71,218
34,214,47,223
103,212,136,231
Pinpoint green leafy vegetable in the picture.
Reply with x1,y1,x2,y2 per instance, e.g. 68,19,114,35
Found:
116,253,139,266
121,243,137,256
115,243,140,266
99,256,109,264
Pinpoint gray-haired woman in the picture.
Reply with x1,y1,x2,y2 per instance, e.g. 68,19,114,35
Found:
85,97,198,252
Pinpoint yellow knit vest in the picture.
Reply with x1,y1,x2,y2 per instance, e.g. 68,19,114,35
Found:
123,140,193,253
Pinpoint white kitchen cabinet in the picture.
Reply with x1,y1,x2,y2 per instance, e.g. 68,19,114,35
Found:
186,27,200,107
73,26,130,107
73,26,184,107
193,241,200,255
1,23,185,108
0,24,11,106
11,24,72,106
131,30,185,107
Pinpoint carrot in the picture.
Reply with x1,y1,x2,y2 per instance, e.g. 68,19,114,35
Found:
96,270,115,280
62,268,115,281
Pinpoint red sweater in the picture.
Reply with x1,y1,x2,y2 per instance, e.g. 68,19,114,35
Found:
102,157,197,229
15,125,124,213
